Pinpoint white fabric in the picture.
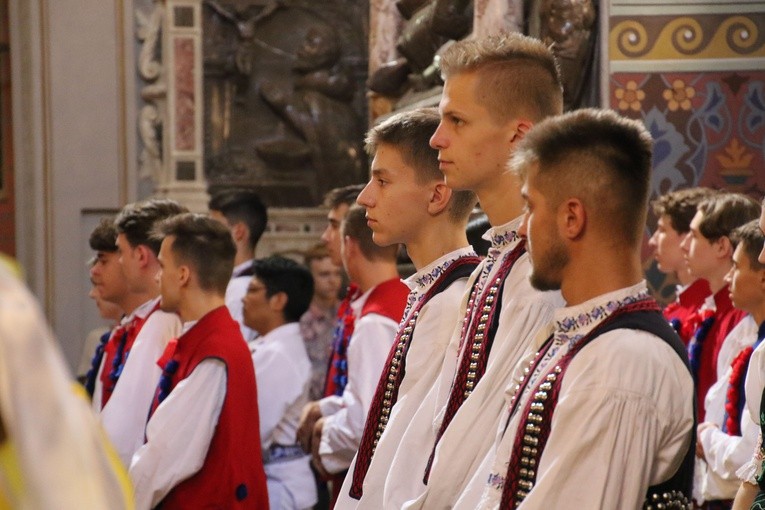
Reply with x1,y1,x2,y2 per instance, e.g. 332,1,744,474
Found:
226,272,259,343
0,264,133,509
737,326,765,484
91,300,155,414
335,247,477,509
463,281,694,509
696,315,759,501
129,359,226,510
100,298,182,466
397,218,563,510
318,285,400,474
250,322,317,509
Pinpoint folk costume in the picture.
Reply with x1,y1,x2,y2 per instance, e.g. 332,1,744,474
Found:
690,286,748,421
469,282,694,509
130,306,268,510
317,278,408,474
333,248,480,508
695,316,761,505
368,219,561,509
250,322,317,509
664,278,712,345
99,297,182,466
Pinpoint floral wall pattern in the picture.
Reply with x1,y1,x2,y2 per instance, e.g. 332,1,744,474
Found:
607,4,765,302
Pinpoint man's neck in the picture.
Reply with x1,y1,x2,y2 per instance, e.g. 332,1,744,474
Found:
352,261,400,294
120,291,154,316
475,174,523,227
675,267,695,287
234,250,254,268
406,222,470,270
178,292,225,323
311,295,337,311
562,248,643,307
704,265,732,295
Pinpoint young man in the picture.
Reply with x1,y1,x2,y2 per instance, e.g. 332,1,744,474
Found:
649,188,716,344
300,243,343,401
392,33,565,509
680,193,760,420
298,204,408,504
696,220,765,507
130,213,268,510
336,108,480,507
243,256,318,509
471,108,696,508
99,199,185,466
208,189,268,341
320,185,366,268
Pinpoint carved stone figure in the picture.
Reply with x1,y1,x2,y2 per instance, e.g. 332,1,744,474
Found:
202,1,368,206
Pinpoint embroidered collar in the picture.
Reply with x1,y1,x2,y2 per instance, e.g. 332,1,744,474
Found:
554,281,650,347
482,216,522,252
407,246,477,291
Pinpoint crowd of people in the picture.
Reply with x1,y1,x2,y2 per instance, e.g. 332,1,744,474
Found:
2,32,765,510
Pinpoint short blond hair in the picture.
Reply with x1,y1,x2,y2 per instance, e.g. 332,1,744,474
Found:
439,33,564,123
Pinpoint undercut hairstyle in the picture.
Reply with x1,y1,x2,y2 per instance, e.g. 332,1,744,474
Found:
252,256,314,323
89,216,118,252
365,108,477,223
696,193,761,242
510,108,653,248
731,220,765,270
153,213,236,296
303,243,331,267
323,184,366,209
115,199,188,255
208,189,268,250
438,33,564,123
341,204,399,262
651,187,719,234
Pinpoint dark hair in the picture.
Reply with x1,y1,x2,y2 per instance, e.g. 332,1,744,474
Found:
365,108,476,222
730,219,765,270
511,108,653,248
697,193,761,242
208,189,268,250
651,187,718,234
115,199,188,255
466,213,491,257
342,204,398,262
439,33,564,123
89,216,118,252
154,213,236,295
253,256,314,322
323,184,365,209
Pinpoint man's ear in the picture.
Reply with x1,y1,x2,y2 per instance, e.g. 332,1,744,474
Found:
714,236,733,260
178,264,191,288
269,291,288,313
509,119,533,145
136,244,153,269
427,181,452,216
559,198,586,240
231,222,247,244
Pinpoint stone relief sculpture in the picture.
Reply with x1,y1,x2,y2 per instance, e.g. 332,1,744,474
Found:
202,0,368,206
368,0,599,116
136,0,166,183
532,0,598,110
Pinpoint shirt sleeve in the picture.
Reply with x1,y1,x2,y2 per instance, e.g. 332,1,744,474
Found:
515,332,694,510
252,343,305,448
318,313,398,473
701,406,759,481
100,311,182,466
129,359,227,510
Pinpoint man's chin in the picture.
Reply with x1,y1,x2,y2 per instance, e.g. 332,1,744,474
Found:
529,272,561,292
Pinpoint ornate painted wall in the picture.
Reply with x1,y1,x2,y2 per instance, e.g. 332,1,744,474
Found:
607,2,765,302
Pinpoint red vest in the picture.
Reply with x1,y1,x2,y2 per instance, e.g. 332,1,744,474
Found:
663,278,711,345
149,306,269,510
